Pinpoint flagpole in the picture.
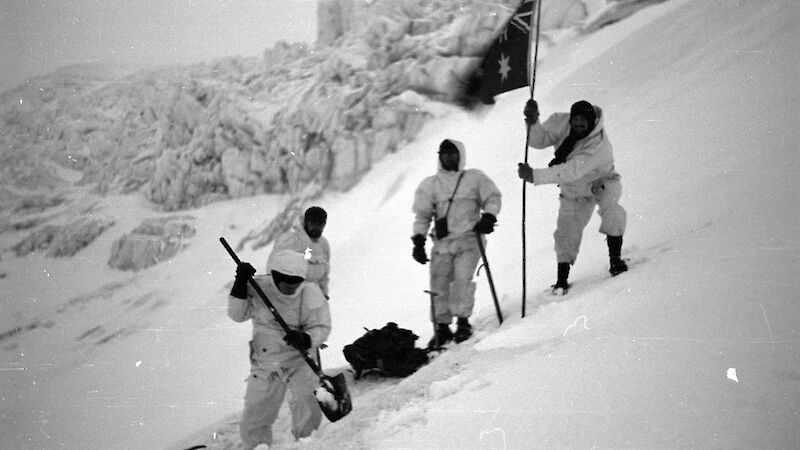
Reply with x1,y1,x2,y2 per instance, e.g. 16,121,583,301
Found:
521,0,542,319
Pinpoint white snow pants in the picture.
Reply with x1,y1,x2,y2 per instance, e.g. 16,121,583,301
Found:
429,234,481,324
239,364,322,449
555,177,626,264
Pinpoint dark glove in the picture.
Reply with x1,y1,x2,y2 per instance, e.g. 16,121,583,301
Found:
411,234,428,264
230,262,256,299
517,163,534,183
284,329,312,350
524,99,539,125
473,213,497,234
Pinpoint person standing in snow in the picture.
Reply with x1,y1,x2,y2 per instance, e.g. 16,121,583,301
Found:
411,139,502,348
517,99,628,295
270,206,331,299
227,249,331,449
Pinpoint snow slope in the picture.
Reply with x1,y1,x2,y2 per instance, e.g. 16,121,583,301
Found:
2,0,798,448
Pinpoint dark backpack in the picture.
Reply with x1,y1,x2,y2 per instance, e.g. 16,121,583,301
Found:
343,322,429,378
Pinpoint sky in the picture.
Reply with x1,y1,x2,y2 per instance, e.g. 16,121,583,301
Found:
1,0,799,448
0,0,318,91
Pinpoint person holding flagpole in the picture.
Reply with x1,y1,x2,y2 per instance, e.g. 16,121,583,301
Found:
454,0,541,316
517,99,628,295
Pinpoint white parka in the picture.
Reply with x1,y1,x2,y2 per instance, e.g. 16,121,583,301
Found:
228,275,331,376
527,107,620,198
270,216,331,297
412,139,502,242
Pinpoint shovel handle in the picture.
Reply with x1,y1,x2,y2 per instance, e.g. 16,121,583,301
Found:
220,237,242,265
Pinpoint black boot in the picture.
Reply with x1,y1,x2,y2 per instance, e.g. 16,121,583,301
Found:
454,317,472,343
552,262,570,295
610,258,628,276
607,235,628,276
427,323,453,349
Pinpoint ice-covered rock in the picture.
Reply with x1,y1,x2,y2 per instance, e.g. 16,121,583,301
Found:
13,217,115,258
107,216,196,271
1,0,631,215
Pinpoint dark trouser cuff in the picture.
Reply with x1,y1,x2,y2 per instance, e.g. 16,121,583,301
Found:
607,235,623,260
557,262,571,284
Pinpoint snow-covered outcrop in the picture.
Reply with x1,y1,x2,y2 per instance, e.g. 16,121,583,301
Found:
0,0,534,212
0,0,662,265
3,193,114,258
107,216,196,271
12,217,115,258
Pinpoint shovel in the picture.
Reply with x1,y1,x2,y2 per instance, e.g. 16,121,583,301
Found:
220,237,352,422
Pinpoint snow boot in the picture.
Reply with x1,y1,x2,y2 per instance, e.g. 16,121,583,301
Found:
551,262,570,295
427,323,453,349
453,317,472,343
607,236,628,276
609,258,628,276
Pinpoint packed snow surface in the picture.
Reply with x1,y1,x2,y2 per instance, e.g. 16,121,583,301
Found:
1,0,798,448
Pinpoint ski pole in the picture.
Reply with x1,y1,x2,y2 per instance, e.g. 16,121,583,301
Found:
475,233,503,325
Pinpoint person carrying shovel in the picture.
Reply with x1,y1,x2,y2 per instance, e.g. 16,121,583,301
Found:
227,249,331,449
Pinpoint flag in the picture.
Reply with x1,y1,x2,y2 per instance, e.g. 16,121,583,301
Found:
458,0,535,107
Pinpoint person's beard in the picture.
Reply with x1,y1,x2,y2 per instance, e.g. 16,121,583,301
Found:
440,156,459,172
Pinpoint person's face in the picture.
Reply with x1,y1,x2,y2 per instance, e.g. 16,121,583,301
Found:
304,219,326,240
276,279,302,295
438,149,459,171
569,115,592,139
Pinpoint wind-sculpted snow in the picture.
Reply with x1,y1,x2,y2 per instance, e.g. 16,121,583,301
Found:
12,216,115,258
4,193,115,258
0,0,626,215
4,2,743,447
0,273,164,361
0,0,654,271
107,215,196,272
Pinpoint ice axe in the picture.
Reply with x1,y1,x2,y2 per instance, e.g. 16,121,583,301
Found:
219,237,352,422
475,233,503,325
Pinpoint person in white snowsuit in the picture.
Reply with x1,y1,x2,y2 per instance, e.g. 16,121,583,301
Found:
227,249,331,449
270,206,330,299
518,100,628,295
412,139,502,347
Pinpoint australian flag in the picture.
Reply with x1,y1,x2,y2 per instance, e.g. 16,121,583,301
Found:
458,0,535,108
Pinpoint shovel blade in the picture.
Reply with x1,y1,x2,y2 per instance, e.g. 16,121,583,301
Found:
315,373,352,422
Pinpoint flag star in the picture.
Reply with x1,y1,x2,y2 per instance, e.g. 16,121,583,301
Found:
497,53,511,83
